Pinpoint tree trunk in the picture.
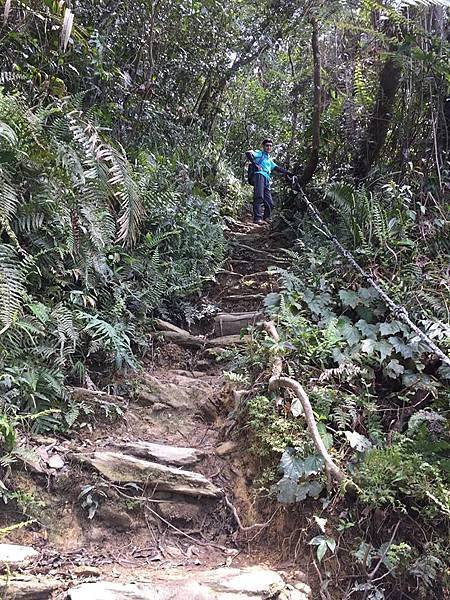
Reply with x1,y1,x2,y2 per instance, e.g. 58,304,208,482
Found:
297,18,321,187
353,53,402,182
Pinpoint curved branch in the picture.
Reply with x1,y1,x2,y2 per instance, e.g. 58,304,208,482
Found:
263,321,345,483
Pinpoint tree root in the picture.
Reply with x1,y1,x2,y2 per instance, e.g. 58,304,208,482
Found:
224,495,280,532
263,321,345,483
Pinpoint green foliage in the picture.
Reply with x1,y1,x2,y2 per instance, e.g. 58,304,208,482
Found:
247,395,310,457
275,448,324,504
0,91,227,428
356,436,449,519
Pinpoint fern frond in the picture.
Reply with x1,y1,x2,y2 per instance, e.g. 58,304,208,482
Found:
0,244,26,331
0,167,20,222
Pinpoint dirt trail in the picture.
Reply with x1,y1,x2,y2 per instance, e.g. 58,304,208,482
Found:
0,219,311,599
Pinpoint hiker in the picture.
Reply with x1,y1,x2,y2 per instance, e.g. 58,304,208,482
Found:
246,139,293,224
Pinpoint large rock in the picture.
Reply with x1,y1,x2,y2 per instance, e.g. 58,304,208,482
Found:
135,374,214,412
68,582,155,600
79,451,221,498
200,567,285,597
116,441,203,466
0,575,60,599
0,544,38,568
67,568,288,600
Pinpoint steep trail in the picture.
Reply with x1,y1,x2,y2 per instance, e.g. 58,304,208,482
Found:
0,219,312,600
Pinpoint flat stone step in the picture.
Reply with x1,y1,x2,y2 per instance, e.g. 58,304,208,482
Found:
115,441,204,466
67,566,311,599
78,451,221,498
135,373,214,411
0,544,38,569
213,312,263,337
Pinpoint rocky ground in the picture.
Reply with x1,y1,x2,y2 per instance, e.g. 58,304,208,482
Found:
0,219,312,600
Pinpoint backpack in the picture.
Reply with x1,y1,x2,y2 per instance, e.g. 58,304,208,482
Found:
247,156,262,185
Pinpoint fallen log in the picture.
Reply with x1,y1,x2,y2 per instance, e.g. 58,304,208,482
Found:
152,331,206,348
222,294,265,301
154,319,191,336
69,387,126,408
152,331,249,349
206,335,250,348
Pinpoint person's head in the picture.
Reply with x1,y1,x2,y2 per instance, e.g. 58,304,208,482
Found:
261,138,273,153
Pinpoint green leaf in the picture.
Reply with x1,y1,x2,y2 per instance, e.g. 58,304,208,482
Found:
264,292,281,310
353,542,375,568
359,287,379,301
339,289,360,308
309,535,336,562
385,358,405,378
379,321,401,336
275,477,299,504
388,336,416,359
374,340,393,361
356,320,378,339
304,454,325,476
314,515,327,533
28,302,50,324
326,538,336,552
317,423,334,449
290,398,303,417
344,431,372,452
317,540,328,562
278,448,305,479
361,339,377,355
338,320,361,346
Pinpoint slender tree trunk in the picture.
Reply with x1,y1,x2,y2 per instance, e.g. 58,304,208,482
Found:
353,52,402,182
297,18,321,186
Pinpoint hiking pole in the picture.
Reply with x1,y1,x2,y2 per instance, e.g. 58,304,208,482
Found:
290,177,450,368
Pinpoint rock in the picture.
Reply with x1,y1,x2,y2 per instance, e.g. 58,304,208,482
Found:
279,585,311,600
68,581,156,600
170,369,207,378
215,441,238,457
294,582,312,597
67,567,287,599
117,441,203,467
48,454,65,469
95,505,135,532
72,565,101,578
158,501,201,523
213,312,263,337
0,575,60,598
200,566,285,597
0,544,38,568
135,374,213,411
79,451,221,498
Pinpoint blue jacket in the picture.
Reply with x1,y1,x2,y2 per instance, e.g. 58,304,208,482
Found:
246,150,290,182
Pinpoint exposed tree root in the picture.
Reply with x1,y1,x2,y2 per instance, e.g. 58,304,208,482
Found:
263,321,345,483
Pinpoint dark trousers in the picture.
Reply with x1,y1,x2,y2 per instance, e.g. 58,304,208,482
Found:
252,173,273,222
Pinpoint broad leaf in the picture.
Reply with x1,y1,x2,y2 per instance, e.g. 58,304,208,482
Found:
304,454,325,476
278,448,305,479
345,431,372,452
339,289,360,308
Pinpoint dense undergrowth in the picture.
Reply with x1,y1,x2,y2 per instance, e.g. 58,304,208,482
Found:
0,90,242,435
226,180,449,598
